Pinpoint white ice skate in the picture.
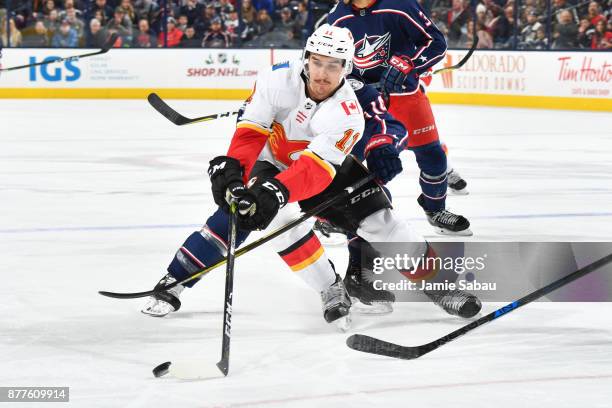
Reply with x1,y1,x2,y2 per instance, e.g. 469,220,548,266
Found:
321,274,352,332
141,273,185,317
447,169,469,195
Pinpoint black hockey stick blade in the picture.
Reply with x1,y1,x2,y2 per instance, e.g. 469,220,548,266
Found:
99,173,376,299
347,252,612,360
0,33,117,72
147,93,237,126
98,288,156,299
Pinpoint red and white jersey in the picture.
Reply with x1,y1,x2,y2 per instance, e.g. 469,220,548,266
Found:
227,59,364,202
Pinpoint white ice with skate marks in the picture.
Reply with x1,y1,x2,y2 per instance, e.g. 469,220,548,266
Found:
1,99,612,407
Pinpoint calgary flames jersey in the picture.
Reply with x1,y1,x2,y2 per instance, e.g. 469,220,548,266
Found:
227,59,365,202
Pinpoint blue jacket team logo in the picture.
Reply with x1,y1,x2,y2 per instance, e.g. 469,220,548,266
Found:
353,32,392,73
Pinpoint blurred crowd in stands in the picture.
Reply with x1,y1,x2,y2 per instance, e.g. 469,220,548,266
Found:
0,0,610,49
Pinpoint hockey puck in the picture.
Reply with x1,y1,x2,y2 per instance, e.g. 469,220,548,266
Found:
153,361,171,378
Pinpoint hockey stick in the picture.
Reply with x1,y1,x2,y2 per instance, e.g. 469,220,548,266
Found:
152,207,237,380
0,33,118,73
346,252,612,360
148,34,478,128
421,27,479,78
217,201,238,376
99,173,375,299
147,93,238,126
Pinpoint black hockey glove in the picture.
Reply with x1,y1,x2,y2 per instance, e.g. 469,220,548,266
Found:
208,156,247,213
364,134,403,184
380,55,415,94
237,177,289,231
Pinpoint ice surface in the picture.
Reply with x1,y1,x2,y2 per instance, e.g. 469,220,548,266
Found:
1,100,611,407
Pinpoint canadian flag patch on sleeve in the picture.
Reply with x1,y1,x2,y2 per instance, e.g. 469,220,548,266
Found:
341,100,361,116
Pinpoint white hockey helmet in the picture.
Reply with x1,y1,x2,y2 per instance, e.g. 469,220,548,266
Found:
303,24,355,77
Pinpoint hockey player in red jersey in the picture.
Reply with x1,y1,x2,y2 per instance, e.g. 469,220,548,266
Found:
141,25,482,326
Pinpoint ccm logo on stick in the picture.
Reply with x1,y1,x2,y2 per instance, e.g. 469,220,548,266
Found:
350,186,381,204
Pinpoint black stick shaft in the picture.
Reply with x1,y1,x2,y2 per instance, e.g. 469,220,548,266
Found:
347,252,612,359
99,174,375,299
216,203,238,376
437,252,612,349
148,93,237,126
0,34,117,72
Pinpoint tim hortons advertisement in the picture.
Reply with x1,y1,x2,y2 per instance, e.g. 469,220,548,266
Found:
427,50,611,99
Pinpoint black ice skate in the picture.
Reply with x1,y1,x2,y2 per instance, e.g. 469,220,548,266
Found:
418,194,472,236
321,274,352,331
447,169,468,195
424,288,482,318
344,263,395,315
141,273,185,317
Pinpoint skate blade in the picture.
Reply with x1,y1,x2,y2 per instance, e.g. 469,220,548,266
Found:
334,314,352,332
433,227,473,237
350,298,393,315
315,231,347,247
449,188,469,196
141,306,175,317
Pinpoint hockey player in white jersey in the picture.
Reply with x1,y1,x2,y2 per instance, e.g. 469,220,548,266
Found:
142,24,481,326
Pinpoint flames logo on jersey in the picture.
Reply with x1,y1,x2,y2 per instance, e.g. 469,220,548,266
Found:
353,32,392,73
268,122,310,167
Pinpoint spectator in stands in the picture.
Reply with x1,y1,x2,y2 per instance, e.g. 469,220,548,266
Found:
52,18,78,47
22,20,50,47
44,8,60,39
216,0,235,20
273,0,291,21
465,20,493,49
87,0,114,26
87,17,108,47
65,7,85,43
447,0,470,46
59,0,83,21
241,0,257,25
431,8,449,37
177,14,189,32
296,1,308,38
255,8,274,36
179,25,201,47
553,9,578,49
195,4,218,35
224,10,240,42
202,16,230,48
180,0,202,25
492,5,514,48
519,9,542,48
134,0,160,28
591,19,612,48
552,0,573,24
577,18,595,48
106,6,133,45
531,26,548,49
158,16,183,47
1,17,23,47
277,6,298,37
587,2,606,26
41,0,58,17
133,18,156,47
118,0,137,25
